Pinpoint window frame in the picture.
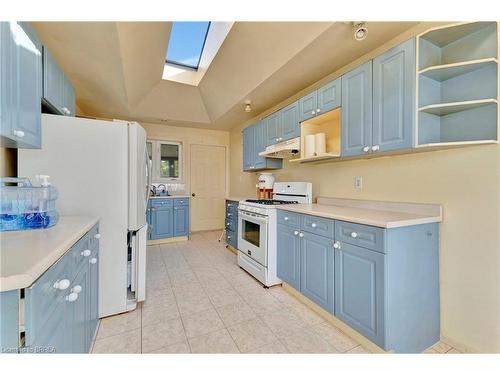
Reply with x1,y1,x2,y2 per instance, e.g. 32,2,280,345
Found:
165,22,211,71
147,139,183,183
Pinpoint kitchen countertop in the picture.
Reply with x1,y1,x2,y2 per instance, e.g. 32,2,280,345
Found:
226,196,251,203
276,197,442,228
0,215,99,292
149,195,190,199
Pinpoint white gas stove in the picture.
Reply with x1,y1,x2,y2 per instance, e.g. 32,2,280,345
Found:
237,182,312,287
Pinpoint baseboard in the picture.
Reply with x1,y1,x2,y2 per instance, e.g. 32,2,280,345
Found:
226,244,237,254
147,236,189,245
282,282,386,354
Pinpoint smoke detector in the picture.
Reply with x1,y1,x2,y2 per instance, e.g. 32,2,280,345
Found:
354,22,368,41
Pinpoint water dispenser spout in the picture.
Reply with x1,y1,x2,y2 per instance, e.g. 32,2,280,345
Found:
36,175,51,187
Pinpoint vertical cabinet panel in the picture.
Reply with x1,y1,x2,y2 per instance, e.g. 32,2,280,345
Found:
70,266,90,353
341,61,373,156
88,250,99,343
373,38,415,152
253,121,267,169
265,111,281,146
0,22,42,148
335,242,385,347
281,101,300,141
299,91,317,122
151,206,173,239
318,78,341,114
43,47,63,112
242,125,255,171
277,224,301,291
173,205,189,236
300,232,334,313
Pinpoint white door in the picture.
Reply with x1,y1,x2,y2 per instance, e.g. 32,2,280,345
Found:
190,144,227,231
128,122,150,231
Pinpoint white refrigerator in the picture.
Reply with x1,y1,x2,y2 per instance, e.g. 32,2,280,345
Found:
19,114,150,318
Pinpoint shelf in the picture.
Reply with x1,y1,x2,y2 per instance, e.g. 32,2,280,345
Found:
419,58,498,82
421,22,496,47
289,152,340,163
418,99,498,116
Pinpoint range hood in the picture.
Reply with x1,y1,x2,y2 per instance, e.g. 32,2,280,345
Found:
259,137,300,159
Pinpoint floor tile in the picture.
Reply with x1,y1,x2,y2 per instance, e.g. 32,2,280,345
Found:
227,317,278,352
246,340,289,354
188,329,240,353
430,341,452,353
142,303,180,327
144,341,191,354
207,287,244,308
311,322,358,352
347,345,371,354
280,328,338,353
177,294,214,317
92,328,141,353
216,301,257,326
181,308,225,338
261,309,309,339
288,303,325,325
96,309,141,339
141,318,187,353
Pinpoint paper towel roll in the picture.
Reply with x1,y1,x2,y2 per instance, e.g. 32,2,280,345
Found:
315,133,326,155
305,134,316,157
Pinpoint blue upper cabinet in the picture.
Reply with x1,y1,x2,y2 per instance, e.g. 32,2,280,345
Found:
341,61,373,156
281,101,300,141
299,91,318,122
372,38,415,152
43,47,75,116
0,22,42,149
243,122,282,172
265,112,281,146
318,77,341,114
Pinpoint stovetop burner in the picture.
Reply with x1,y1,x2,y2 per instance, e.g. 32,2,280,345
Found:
245,199,299,205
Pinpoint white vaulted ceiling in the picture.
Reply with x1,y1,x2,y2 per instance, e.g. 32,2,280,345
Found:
32,21,419,130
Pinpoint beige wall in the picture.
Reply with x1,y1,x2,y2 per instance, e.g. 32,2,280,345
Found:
229,23,500,353
142,122,230,195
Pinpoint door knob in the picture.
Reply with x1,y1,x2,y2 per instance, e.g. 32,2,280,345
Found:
311,223,317,228
294,230,299,236
363,146,370,153
90,258,97,264
71,285,82,294
81,249,91,257
66,292,79,302
53,279,70,290
371,145,380,152
192,193,196,197
13,129,25,138
333,241,341,249
299,232,304,238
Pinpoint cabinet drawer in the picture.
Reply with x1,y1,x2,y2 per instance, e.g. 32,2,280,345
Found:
173,198,189,206
69,232,92,276
335,221,386,253
226,201,239,212
225,218,236,232
150,199,174,207
226,229,237,248
25,253,71,346
301,214,334,238
225,209,237,221
277,210,300,228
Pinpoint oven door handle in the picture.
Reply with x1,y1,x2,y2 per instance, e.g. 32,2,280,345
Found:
239,211,268,224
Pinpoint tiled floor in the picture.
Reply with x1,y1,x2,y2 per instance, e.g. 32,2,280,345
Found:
91,231,461,354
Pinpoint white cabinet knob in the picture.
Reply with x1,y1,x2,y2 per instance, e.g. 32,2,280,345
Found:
363,146,370,153
284,217,289,221
294,230,299,236
276,138,279,142
311,223,317,228
311,111,315,115
13,129,25,138
61,107,71,115
53,279,70,290
333,241,341,249
371,145,380,152
316,108,321,113
228,213,232,216
65,292,79,302
227,235,231,239
94,233,101,239
299,232,304,238
350,232,358,238
81,249,91,257
90,258,97,264
71,285,82,294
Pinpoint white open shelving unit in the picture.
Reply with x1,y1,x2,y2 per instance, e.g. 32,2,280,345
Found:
416,22,499,147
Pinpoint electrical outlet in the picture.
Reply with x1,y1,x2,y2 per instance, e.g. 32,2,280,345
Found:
355,176,363,190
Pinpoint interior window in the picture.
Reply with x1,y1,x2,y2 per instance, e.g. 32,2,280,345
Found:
160,144,180,179
148,140,182,182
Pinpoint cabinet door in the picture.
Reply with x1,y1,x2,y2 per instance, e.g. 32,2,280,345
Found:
300,232,334,313
265,111,282,146
372,38,415,152
281,101,300,141
70,266,90,353
318,78,341,114
335,242,385,347
146,202,152,240
63,76,76,116
43,47,63,113
173,205,189,236
298,91,317,122
0,22,16,146
242,125,255,171
277,224,301,290
341,61,373,156
253,121,267,169
151,206,173,239
88,250,99,344
30,296,70,353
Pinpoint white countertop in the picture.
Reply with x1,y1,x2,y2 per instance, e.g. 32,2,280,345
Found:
276,197,442,228
0,215,99,292
149,195,190,199
226,196,251,203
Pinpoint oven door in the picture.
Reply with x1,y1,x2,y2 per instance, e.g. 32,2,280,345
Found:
238,210,268,267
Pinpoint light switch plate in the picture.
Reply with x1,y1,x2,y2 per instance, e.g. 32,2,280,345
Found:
355,176,363,190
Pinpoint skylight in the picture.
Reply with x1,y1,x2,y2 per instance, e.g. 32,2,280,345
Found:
166,22,211,70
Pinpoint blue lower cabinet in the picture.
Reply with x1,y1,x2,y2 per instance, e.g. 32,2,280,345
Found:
334,242,385,347
276,224,301,291
226,229,237,248
0,291,19,352
173,205,189,236
151,206,173,239
87,249,99,344
70,265,90,353
300,232,334,314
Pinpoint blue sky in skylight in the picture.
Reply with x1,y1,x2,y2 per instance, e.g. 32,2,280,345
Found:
166,22,210,69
